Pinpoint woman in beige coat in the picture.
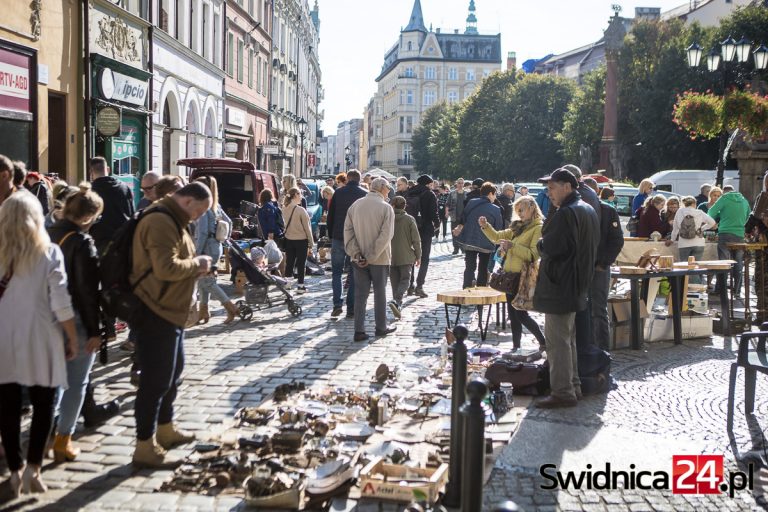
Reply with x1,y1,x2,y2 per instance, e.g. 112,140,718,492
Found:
282,187,314,294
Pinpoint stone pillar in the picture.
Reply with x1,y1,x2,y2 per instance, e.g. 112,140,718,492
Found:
733,145,768,203
600,11,626,179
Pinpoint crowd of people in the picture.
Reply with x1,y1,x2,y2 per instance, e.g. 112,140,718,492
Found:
5,153,768,493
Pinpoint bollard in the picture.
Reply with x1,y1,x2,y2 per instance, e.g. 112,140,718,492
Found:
442,324,469,507
460,376,489,512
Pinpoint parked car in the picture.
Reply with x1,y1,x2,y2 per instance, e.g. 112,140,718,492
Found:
647,169,739,197
604,183,680,232
179,158,280,218
300,179,325,240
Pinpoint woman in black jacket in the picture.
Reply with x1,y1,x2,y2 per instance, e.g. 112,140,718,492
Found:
47,190,104,462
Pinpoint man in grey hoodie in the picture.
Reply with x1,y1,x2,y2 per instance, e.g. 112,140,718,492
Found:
388,196,422,319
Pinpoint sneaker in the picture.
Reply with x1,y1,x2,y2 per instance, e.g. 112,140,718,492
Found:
407,286,415,296
296,285,307,294
345,311,355,319
414,287,428,298
120,340,135,351
331,307,343,317
354,332,369,342
388,301,402,319
115,321,128,333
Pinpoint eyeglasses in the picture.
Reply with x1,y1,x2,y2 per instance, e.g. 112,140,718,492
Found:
141,184,157,192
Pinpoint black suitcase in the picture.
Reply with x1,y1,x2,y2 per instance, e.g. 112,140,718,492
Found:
485,360,550,396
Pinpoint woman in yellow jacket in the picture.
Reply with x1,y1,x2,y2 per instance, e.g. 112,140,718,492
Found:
479,196,546,350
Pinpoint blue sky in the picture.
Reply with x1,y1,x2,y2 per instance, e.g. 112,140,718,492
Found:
317,0,689,134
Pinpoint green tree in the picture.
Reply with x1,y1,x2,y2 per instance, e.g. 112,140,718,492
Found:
558,66,606,167
428,102,462,179
412,102,447,174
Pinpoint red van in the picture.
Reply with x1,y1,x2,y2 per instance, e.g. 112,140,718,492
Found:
179,158,280,217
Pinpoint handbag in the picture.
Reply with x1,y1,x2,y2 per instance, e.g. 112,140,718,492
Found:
276,206,297,251
511,257,539,311
489,264,520,295
214,217,231,243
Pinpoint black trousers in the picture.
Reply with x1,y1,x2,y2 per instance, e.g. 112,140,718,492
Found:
439,217,448,238
0,384,56,471
506,295,546,348
463,251,491,289
410,230,433,288
284,238,309,284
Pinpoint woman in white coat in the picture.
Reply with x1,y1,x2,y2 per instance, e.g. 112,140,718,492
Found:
0,192,77,497
669,195,717,283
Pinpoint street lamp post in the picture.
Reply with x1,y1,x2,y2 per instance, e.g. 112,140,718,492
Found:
686,36,768,186
298,117,307,178
344,145,351,171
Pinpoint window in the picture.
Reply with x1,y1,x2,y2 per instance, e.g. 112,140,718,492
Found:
428,47,434,53
448,91,458,104
159,0,170,31
375,125,381,137
407,41,413,51
202,3,209,59
237,39,244,82
406,116,413,133
248,48,254,88
227,32,234,76
399,90,404,105
406,90,414,104
174,0,180,38
466,69,475,81
483,69,491,78
399,116,404,133
424,89,436,106
403,143,412,161
448,67,457,80
263,61,268,95
256,55,261,92
425,66,435,80
464,87,474,99
404,67,414,78
248,0,254,15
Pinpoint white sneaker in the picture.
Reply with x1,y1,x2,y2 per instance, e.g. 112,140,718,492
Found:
296,285,307,294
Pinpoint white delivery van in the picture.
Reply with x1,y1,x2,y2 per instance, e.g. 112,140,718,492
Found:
647,170,740,197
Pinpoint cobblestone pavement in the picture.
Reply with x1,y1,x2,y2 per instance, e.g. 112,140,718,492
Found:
0,237,767,511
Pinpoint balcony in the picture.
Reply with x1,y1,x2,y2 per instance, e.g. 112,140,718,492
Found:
397,158,413,167
371,160,383,166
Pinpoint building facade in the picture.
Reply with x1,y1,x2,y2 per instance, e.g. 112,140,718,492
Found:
315,134,336,175
335,118,362,171
150,0,226,177
371,0,501,177
0,1,82,182
268,0,321,178
223,0,271,168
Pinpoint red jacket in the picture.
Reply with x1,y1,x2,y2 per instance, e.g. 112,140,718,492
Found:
636,204,669,238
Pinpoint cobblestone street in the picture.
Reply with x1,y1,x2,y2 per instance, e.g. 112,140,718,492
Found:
2,238,768,511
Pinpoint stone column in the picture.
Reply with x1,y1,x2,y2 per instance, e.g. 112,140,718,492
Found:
599,12,626,179
733,145,768,203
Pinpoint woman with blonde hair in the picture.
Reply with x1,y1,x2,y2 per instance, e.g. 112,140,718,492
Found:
698,186,722,215
662,196,680,230
478,196,546,350
632,179,655,214
47,190,106,462
0,192,77,496
281,187,314,293
637,194,669,238
193,175,236,324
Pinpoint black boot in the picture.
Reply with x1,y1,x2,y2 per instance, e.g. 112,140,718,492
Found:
81,384,120,428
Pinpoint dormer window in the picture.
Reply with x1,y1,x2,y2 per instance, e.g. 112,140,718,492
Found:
407,41,413,51
429,47,434,53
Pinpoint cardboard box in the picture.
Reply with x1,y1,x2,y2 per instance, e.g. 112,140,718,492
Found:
610,298,649,323
611,322,632,350
359,457,448,504
644,313,713,342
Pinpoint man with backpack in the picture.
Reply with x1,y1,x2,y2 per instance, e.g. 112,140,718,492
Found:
405,174,440,298
25,171,52,215
446,178,465,255
670,196,717,282
126,182,213,468
89,157,135,255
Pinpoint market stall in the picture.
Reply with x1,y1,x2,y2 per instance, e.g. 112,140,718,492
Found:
617,238,719,266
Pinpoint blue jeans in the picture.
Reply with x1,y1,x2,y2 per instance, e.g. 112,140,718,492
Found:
132,304,185,441
331,238,354,310
717,233,745,294
198,274,230,305
55,315,96,435
678,246,705,284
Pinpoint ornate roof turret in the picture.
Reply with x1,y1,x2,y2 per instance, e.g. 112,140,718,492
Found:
403,0,427,33
465,0,478,35
310,0,320,32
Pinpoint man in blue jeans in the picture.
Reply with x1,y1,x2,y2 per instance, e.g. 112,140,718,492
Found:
130,183,213,468
326,170,367,317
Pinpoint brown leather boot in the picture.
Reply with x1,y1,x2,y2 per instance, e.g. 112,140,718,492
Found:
198,303,210,324
223,301,238,325
53,434,80,462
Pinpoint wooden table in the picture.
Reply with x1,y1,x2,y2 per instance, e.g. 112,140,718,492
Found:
726,242,768,323
617,239,718,266
612,261,734,349
437,287,507,341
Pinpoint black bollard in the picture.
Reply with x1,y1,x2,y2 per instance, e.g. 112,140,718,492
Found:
442,324,469,507
461,377,489,512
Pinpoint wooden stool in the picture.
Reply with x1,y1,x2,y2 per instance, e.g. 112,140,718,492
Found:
437,287,507,341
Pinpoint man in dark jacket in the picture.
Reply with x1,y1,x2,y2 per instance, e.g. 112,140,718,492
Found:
463,178,484,206
89,156,135,255
327,169,367,317
406,174,440,297
534,168,599,408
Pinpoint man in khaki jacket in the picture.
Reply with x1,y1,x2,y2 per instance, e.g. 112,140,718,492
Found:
130,182,213,468
344,177,396,342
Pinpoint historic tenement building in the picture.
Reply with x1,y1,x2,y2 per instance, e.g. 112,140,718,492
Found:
369,0,501,178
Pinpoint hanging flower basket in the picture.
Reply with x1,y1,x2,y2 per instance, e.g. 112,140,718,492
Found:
672,91,723,140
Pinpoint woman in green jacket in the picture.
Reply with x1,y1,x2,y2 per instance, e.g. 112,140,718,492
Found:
479,196,545,350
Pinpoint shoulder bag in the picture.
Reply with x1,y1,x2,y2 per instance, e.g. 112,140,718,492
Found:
214,211,231,242
489,250,520,294
511,255,539,311
276,206,297,251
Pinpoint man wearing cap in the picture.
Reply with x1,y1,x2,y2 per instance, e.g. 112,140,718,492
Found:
405,174,440,298
464,178,485,206
447,178,466,255
534,168,599,408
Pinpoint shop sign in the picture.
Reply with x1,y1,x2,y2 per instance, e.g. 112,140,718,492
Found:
99,68,148,106
225,142,239,153
96,106,121,137
307,153,316,166
226,107,245,128
264,145,279,155
0,48,31,113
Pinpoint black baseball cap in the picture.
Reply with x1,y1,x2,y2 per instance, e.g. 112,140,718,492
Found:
538,168,579,188
472,178,485,188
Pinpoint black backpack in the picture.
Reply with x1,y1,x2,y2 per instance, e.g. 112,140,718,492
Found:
100,207,178,323
578,346,614,395
405,192,423,229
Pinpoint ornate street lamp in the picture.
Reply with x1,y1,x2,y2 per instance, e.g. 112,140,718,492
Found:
754,44,768,70
298,117,307,178
344,145,351,171
687,42,703,68
736,36,753,64
706,47,721,73
721,35,737,62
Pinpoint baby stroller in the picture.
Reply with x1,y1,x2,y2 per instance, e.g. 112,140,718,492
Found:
226,240,303,320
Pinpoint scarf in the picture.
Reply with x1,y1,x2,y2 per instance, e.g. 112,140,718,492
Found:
509,218,534,239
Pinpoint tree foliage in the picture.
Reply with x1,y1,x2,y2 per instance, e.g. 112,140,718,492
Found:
558,67,606,166
412,102,447,174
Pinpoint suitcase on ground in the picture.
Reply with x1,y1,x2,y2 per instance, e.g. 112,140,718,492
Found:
485,360,549,396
